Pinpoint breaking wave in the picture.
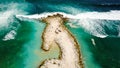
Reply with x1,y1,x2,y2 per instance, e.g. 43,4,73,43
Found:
0,3,33,40
16,10,120,38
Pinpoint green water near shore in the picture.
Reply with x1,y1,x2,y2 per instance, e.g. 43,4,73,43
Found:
1,19,120,68
65,22,120,68
0,19,100,68
0,20,59,68
65,24,101,68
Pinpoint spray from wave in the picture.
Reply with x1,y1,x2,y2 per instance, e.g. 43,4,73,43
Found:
16,10,120,38
16,10,120,20
0,3,33,41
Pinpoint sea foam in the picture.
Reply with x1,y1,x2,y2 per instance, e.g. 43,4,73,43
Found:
16,10,120,38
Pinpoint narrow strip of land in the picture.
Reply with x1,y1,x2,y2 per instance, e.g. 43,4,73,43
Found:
40,14,84,68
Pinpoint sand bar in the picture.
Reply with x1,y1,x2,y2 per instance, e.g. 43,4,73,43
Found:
40,14,84,68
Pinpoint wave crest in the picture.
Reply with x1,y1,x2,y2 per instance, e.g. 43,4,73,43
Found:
16,10,120,38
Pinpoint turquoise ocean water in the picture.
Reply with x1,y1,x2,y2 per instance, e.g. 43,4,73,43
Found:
0,0,120,68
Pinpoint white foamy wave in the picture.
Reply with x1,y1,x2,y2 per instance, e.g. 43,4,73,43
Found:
16,12,74,20
16,10,120,20
0,10,14,27
16,10,120,38
77,19,109,38
0,3,31,40
75,10,120,20
3,30,16,41
0,3,29,29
